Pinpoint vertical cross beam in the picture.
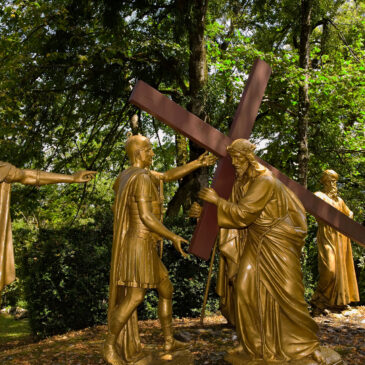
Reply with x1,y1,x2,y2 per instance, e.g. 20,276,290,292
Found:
189,59,271,259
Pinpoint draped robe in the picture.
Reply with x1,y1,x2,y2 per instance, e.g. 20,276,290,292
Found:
108,167,144,362
311,192,359,309
0,162,19,292
217,166,319,361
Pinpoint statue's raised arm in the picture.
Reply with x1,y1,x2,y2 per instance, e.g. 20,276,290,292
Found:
159,151,217,182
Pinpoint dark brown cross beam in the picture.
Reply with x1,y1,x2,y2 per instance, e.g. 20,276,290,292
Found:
129,67,365,260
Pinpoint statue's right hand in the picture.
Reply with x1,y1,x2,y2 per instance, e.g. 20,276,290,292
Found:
198,187,219,205
171,235,189,259
73,170,97,182
188,202,202,219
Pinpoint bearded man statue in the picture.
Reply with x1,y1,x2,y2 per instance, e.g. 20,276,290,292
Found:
311,169,359,313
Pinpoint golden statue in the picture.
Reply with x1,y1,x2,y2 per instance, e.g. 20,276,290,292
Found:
103,134,216,365
197,139,342,364
0,163,96,293
311,169,359,313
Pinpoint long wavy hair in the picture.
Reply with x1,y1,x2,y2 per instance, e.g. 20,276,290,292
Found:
227,139,265,176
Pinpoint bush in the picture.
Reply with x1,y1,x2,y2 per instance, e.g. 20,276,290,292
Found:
19,221,112,338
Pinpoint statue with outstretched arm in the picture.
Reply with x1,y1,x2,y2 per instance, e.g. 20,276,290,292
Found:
0,162,96,293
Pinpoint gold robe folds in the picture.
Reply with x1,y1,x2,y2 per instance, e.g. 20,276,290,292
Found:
0,162,19,292
217,167,319,361
311,192,359,309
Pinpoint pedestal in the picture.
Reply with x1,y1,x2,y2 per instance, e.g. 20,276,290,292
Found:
122,348,193,365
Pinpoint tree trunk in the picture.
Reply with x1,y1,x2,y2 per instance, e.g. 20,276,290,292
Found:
297,0,313,187
166,0,209,216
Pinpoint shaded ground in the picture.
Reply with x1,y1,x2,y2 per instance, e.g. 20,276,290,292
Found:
0,307,364,364
0,314,31,347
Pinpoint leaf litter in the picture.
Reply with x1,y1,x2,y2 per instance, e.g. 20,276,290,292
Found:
0,307,364,364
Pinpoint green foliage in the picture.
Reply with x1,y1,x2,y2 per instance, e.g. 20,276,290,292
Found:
18,215,112,337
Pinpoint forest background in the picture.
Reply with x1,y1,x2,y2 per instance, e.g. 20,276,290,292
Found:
0,0,364,339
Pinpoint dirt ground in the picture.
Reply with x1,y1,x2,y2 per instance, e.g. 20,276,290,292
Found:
0,307,364,364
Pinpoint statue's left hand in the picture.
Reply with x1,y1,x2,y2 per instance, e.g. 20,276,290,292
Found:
198,187,219,205
73,170,97,183
198,151,218,167
171,235,190,259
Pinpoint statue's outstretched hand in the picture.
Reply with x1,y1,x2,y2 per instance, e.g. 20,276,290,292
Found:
198,151,218,167
198,187,219,205
171,235,189,259
73,170,97,183
189,202,202,219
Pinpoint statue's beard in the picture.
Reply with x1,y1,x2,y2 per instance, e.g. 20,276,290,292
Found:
234,162,249,179
324,186,338,199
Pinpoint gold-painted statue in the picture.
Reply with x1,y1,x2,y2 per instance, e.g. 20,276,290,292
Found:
197,139,342,364
103,134,216,365
311,169,359,313
0,163,96,293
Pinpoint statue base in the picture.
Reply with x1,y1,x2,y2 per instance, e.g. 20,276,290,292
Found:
224,347,345,365
147,349,193,365
118,348,193,365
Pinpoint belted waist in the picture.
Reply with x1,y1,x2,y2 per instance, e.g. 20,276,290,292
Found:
128,201,162,216
127,224,162,241
129,212,161,225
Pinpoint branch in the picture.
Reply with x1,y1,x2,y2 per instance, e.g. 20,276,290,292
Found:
328,20,363,63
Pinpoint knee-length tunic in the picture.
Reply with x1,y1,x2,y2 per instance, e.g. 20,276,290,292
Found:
115,170,168,288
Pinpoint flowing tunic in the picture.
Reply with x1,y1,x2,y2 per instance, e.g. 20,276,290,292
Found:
311,192,359,308
0,162,19,292
217,167,319,361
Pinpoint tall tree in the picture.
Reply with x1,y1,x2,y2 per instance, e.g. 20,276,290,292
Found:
298,0,313,187
166,0,210,216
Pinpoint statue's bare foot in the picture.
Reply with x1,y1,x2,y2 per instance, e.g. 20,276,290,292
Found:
227,344,244,354
103,342,123,365
164,338,189,352
312,349,326,364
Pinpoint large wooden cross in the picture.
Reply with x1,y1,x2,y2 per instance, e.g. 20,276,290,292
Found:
129,59,365,260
